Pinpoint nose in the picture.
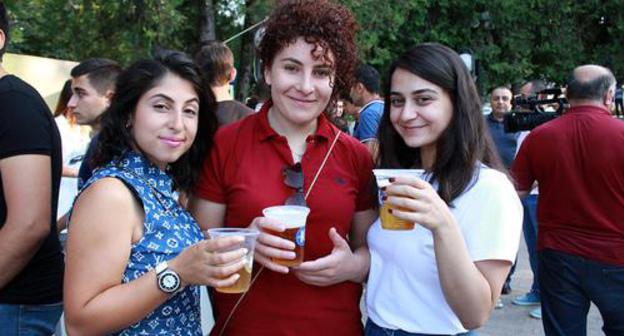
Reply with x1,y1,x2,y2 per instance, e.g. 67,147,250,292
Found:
399,100,418,122
67,94,78,108
296,71,314,94
168,110,184,131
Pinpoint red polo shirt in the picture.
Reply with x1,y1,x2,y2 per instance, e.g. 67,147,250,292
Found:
512,105,624,265
195,102,374,335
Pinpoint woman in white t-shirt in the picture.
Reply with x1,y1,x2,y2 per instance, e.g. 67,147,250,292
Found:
365,43,523,336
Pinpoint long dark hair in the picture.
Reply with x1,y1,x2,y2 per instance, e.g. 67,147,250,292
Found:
93,50,217,193
377,43,503,204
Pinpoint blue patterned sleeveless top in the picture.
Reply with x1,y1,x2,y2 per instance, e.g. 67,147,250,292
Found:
80,151,203,335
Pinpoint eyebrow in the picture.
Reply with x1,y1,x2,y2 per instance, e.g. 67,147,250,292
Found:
149,93,199,104
280,57,333,68
390,88,439,96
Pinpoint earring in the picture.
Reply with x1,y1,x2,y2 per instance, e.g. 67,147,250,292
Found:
125,120,132,129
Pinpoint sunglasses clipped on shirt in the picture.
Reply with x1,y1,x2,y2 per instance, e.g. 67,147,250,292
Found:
282,162,307,206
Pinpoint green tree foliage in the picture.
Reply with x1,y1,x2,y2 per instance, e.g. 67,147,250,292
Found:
4,0,624,97
342,0,624,93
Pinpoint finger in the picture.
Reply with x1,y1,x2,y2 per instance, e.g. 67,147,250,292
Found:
389,208,423,226
384,183,422,199
294,256,332,273
254,253,289,274
207,248,248,266
204,236,244,252
255,242,296,261
208,272,241,288
255,217,286,232
257,231,296,250
392,175,429,188
206,258,245,279
385,196,428,213
328,227,350,250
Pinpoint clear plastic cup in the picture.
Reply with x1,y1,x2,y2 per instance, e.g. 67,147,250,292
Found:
373,169,425,230
262,205,310,267
205,228,259,294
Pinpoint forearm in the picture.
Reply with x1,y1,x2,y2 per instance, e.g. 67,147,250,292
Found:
348,246,370,283
0,220,48,288
65,270,171,335
62,165,79,178
433,224,492,329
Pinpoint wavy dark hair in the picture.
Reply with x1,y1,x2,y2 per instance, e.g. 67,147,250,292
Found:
377,43,503,204
258,0,358,104
92,50,217,193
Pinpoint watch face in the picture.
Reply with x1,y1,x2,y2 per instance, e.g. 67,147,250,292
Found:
159,272,180,292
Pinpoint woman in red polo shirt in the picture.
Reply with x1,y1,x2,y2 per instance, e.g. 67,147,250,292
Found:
188,1,376,335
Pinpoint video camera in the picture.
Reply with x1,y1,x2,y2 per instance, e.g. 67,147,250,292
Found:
503,88,568,133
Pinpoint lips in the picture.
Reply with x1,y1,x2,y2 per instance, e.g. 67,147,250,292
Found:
288,96,316,105
159,136,185,148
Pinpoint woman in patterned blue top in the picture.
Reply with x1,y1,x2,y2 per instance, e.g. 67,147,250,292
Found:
64,50,249,335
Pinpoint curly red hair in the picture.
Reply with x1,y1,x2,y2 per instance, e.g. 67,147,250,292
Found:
259,0,359,101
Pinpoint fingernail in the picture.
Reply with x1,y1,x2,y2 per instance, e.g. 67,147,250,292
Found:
382,195,387,201
242,248,249,255
389,177,395,183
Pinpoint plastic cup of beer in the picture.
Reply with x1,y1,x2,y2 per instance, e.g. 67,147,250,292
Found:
205,228,259,294
373,169,425,230
262,205,310,267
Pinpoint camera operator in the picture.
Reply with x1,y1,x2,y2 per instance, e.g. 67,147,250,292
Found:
511,65,624,335
487,86,519,168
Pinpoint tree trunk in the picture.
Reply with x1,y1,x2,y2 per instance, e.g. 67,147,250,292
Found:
199,0,217,43
235,0,257,101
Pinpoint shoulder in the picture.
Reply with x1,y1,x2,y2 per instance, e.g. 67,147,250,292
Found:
75,176,138,215
0,76,48,113
335,131,373,169
462,166,516,199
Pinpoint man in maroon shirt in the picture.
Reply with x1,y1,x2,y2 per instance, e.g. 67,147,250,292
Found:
512,65,624,336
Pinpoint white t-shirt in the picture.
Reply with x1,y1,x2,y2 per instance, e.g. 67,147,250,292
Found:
366,166,523,334
55,116,91,217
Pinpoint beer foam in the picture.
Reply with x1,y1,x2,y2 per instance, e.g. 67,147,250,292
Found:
263,205,310,228
373,169,425,187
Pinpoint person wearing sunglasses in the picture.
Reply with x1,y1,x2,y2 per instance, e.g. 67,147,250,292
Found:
188,1,376,335
364,44,523,335
63,51,248,335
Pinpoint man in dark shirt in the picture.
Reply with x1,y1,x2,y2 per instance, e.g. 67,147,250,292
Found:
67,57,121,188
486,86,519,168
512,65,624,335
0,3,64,333
195,41,254,126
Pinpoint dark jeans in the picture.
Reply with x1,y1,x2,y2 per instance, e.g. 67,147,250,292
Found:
539,249,624,336
364,319,478,336
0,302,63,336
522,195,539,295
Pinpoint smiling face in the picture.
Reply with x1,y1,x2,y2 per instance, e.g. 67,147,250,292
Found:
264,37,335,129
389,67,453,166
130,72,199,169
